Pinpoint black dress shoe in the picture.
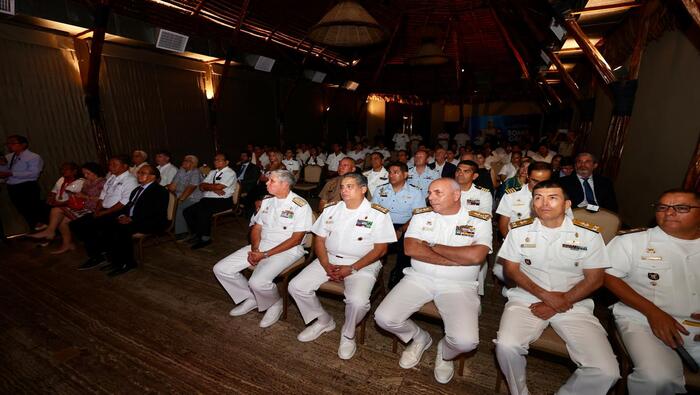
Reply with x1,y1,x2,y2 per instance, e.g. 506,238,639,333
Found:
99,262,117,271
78,256,108,270
191,239,212,250
107,264,135,277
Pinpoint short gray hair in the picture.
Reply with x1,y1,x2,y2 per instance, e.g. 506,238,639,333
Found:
576,152,598,163
269,169,296,186
433,177,460,192
184,154,199,167
341,172,367,188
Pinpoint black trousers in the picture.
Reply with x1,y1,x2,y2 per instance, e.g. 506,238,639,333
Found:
105,222,162,267
388,223,411,289
7,181,46,230
70,212,119,258
182,197,232,237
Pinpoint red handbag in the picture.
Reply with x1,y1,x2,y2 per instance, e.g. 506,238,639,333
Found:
67,194,86,210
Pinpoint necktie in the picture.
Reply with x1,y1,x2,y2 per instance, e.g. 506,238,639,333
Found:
238,163,247,180
128,186,145,212
8,153,17,169
582,177,597,206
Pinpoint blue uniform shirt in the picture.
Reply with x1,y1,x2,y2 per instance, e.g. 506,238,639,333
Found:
407,166,440,199
371,182,424,225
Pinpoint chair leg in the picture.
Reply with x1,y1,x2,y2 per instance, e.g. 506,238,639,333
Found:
138,238,144,263
358,317,366,345
392,337,398,354
280,278,289,321
458,356,465,376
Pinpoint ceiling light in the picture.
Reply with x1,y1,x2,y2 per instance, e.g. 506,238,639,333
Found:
309,1,385,47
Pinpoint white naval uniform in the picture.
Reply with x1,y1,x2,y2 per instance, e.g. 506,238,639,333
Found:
494,217,619,395
326,152,346,172
606,227,700,395
393,132,411,151
213,193,313,311
460,184,493,213
288,199,396,339
282,158,301,177
375,207,492,360
363,167,389,197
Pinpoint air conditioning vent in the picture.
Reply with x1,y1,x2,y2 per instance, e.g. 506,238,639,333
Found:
253,56,275,72
156,29,189,53
0,0,15,16
304,70,327,83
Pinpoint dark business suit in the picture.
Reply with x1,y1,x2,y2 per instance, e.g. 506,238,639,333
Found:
428,161,457,179
107,183,169,266
559,173,618,212
235,161,261,195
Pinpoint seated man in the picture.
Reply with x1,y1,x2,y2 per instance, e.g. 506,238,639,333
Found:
289,173,396,360
605,189,700,395
71,155,138,270
374,178,491,384
183,152,237,249
494,180,619,395
363,152,389,195
104,164,169,276
559,152,618,212
212,170,313,328
455,160,492,213
317,157,355,212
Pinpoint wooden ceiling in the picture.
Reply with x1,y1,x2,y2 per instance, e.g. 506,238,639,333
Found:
77,0,644,102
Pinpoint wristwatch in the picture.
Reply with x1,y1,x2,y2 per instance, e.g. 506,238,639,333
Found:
263,251,269,258
350,265,358,275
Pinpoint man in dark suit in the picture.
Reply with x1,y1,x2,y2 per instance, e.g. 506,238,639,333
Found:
428,147,457,178
559,152,618,212
105,164,170,276
235,152,261,195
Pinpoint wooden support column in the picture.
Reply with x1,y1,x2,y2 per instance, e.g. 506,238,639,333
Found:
75,2,112,165
562,17,616,86
545,49,583,100
681,0,700,29
538,74,563,106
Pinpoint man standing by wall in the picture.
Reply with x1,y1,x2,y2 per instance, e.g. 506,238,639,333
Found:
0,135,45,232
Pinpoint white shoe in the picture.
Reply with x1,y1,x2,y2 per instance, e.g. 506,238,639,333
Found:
338,336,357,360
259,300,283,328
434,339,454,384
229,299,257,316
297,318,336,342
399,330,432,369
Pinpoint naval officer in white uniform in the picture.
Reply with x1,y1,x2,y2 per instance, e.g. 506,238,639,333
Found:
289,172,396,360
374,178,492,384
605,189,700,395
213,170,313,328
494,180,619,395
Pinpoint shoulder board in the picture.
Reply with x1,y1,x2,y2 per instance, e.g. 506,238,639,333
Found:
510,217,534,229
616,227,647,236
505,187,522,194
412,206,433,215
292,197,307,207
573,219,601,233
469,210,492,221
378,182,390,188
323,201,339,210
371,203,390,214
263,195,273,200
408,183,419,189
475,185,490,192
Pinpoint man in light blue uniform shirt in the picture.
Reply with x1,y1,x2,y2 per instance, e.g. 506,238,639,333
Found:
407,149,440,200
372,161,425,288
0,134,45,231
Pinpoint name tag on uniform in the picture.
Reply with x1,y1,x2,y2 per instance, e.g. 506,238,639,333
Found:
356,219,373,228
280,210,294,219
520,243,537,248
467,199,480,205
380,193,388,197
455,225,475,236
380,177,387,180
562,243,587,251
641,255,663,261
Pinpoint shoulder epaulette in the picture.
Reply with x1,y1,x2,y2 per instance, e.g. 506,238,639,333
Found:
323,201,339,210
505,186,522,194
371,203,389,214
616,227,647,236
292,197,307,207
510,217,534,229
412,206,433,215
263,195,273,200
378,182,390,187
475,185,490,192
573,219,601,233
469,210,492,221
408,183,419,189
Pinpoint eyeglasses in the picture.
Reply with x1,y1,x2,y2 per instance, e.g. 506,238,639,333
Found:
652,204,700,213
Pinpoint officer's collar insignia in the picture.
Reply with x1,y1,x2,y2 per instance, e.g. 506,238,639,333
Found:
510,217,534,229
469,210,491,221
371,203,389,214
572,219,601,233
292,197,307,207
505,186,522,194
413,206,433,215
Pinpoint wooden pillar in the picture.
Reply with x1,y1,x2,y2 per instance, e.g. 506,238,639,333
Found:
546,49,583,101
562,17,616,86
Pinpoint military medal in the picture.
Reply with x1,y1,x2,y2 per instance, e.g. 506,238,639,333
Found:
647,272,660,281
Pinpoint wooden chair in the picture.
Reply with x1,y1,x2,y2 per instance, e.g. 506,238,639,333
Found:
390,301,469,376
315,262,387,345
293,165,323,197
572,207,622,244
243,214,318,320
211,181,242,237
132,192,178,263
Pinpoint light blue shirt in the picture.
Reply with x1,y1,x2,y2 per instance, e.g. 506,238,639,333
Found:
371,182,424,224
1,149,43,185
407,166,440,199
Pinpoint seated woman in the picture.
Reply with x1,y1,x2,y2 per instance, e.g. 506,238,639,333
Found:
29,162,105,254
168,155,203,239
29,162,83,242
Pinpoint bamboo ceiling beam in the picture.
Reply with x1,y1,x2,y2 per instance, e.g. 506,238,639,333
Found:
235,0,250,35
562,16,616,85
191,0,206,17
538,74,563,106
571,2,641,15
490,7,530,80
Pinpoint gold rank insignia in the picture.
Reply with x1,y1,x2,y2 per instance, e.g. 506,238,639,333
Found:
413,206,433,215
573,219,601,233
292,197,307,207
505,187,522,194
371,203,390,214
469,210,492,221
617,227,647,235
475,185,490,192
323,201,339,210
510,217,534,229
